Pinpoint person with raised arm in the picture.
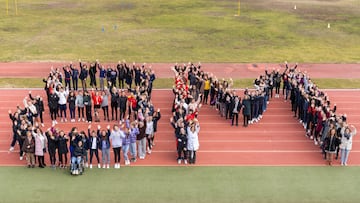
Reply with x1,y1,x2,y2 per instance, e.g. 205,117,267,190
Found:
187,118,200,164
79,59,88,91
29,91,45,127
87,125,101,169
54,85,69,122
98,125,111,168
70,62,79,91
340,123,357,166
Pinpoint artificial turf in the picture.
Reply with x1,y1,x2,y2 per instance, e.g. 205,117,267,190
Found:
0,166,359,203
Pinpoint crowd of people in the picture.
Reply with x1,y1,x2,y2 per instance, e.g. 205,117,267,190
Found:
8,60,357,168
282,62,357,166
8,60,161,171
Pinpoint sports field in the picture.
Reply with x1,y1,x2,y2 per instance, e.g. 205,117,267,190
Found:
1,0,360,203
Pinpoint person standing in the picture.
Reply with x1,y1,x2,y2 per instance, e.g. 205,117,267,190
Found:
45,128,58,169
98,64,106,91
70,64,79,91
324,128,340,166
79,60,88,91
33,128,47,168
110,87,119,121
22,131,35,168
67,91,76,122
99,125,111,169
58,130,69,168
83,90,92,123
75,90,85,122
110,124,125,168
88,125,101,169
231,95,241,126
242,95,251,127
118,90,128,122
89,61,98,89
187,119,200,164
340,124,357,166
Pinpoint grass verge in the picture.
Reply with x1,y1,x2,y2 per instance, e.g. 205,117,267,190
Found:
0,166,359,203
1,78,360,89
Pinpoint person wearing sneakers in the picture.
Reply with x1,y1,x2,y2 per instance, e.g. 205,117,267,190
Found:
67,91,76,122
122,128,131,166
176,128,188,164
99,125,111,169
88,125,101,169
340,123,357,166
324,128,340,166
137,121,147,160
54,85,69,122
57,130,69,168
22,131,35,168
83,91,92,123
91,89,103,122
129,120,139,162
187,118,200,164
75,90,85,122
145,116,154,154
110,124,125,168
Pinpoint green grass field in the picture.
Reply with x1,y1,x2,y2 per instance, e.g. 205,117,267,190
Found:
0,0,359,62
0,166,359,203
1,78,360,89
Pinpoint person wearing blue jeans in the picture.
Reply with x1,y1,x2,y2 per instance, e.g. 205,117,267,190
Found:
340,124,357,166
98,125,111,169
122,129,131,166
71,139,86,175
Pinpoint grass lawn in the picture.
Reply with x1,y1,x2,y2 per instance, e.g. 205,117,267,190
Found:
1,78,360,89
0,166,359,203
0,0,359,63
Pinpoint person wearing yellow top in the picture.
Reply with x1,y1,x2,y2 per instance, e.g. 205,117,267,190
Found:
203,77,211,104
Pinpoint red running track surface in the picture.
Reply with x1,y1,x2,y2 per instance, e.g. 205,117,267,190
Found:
0,62,359,78
1,89,360,166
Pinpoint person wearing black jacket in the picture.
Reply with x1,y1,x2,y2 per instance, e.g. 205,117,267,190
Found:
48,90,59,126
29,91,45,127
118,90,128,121
117,62,126,89
70,63,79,91
324,128,340,166
89,61,98,89
125,65,134,90
110,87,119,121
79,60,88,91
45,129,58,169
242,95,251,127
70,138,87,174
67,91,76,122
83,91,92,123
230,95,241,126
176,128,188,164
63,66,72,90
88,125,101,169
57,130,69,168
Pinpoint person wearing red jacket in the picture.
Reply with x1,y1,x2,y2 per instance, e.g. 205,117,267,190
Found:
91,90,103,122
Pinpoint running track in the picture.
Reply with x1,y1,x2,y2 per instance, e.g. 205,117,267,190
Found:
1,89,359,166
0,62,360,166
